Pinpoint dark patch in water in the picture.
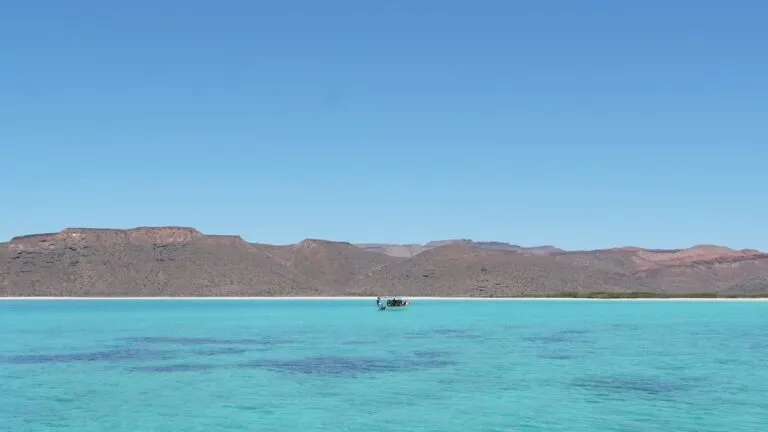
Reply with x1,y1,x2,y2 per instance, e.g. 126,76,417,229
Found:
405,328,479,340
523,329,592,345
124,336,291,347
537,352,578,360
688,329,722,337
191,347,249,356
432,328,470,335
561,328,591,335
241,355,456,377
605,323,640,331
340,339,375,346
403,333,431,340
230,405,262,412
523,335,574,344
412,350,452,359
571,375,691,397
451,334,480,340
130,363,215,373
245,357,398,375
3,348,175,365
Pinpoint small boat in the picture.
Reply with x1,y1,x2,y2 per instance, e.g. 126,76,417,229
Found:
376,296,411,311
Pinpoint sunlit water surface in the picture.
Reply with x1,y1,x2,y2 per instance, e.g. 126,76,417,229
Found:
1,299,767,431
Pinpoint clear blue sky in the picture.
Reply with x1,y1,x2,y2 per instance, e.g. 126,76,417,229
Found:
1,0,766,250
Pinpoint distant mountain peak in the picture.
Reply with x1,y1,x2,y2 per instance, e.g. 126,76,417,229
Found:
296,239,354,249
353,239,564,257
424,239,474,247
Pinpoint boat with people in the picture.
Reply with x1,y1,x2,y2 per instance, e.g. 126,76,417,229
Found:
376,296,411,311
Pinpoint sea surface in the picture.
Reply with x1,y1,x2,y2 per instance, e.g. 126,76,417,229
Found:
1,299,767,432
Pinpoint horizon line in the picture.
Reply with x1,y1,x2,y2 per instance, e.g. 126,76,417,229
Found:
2,225,763,253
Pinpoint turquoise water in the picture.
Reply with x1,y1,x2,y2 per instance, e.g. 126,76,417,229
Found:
1,300,767,431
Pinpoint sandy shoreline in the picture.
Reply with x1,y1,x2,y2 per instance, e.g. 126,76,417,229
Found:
1,296,767,302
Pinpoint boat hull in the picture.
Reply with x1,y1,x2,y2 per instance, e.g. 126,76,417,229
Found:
378,306,410,311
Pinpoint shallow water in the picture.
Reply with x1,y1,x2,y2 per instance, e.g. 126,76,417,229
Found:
1,299,766,431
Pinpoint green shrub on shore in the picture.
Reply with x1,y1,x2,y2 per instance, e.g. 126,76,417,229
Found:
542,291,765,299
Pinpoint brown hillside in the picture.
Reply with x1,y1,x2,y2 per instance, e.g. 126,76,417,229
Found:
1,227,320,297
633,254,768,294
255,239,404,293
2,227,767,297
558,245,768,273
555,245,768,294
352,244,634,297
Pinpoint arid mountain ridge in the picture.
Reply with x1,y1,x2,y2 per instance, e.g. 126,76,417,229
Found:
355,240,563,257
1,226,767,297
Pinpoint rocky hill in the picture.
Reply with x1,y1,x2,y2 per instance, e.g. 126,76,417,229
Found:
1,227,767,297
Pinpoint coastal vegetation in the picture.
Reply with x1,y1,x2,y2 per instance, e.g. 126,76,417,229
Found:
547,292,767,299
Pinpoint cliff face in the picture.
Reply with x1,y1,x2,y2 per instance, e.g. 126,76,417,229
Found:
2,227,312,297
1,227,767,297
9,227,210,251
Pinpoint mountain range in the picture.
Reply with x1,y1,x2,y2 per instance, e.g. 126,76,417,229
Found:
1,227,767,297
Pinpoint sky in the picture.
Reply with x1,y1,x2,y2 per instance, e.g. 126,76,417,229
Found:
1,0,766,250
